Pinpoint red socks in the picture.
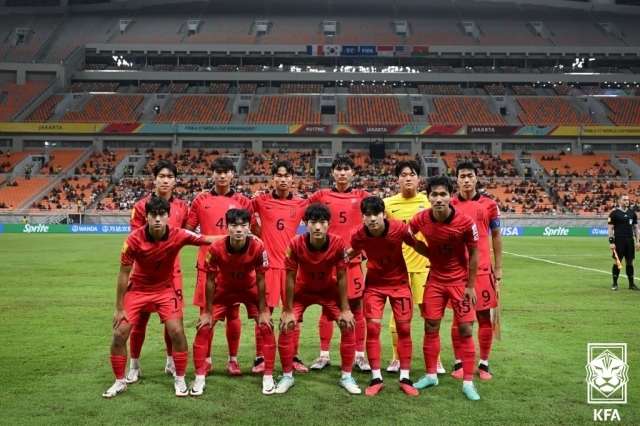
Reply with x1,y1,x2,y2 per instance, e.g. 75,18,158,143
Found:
318,311,334,352
451,319,462,361
278,329,294,374
110,355,127,381
173,351,188,377
339,328,356,373
395,321,412,371
354,309,366,353
226,305,241,357
193,326,213,375
128,313,150,359
254,323,264,358
163,326,172,356
259,324,276,375
460,334,476,381
365,321,382,370
478,316,493,361
423,331,440,375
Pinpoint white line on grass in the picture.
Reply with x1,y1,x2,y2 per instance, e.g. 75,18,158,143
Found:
503,251,638,280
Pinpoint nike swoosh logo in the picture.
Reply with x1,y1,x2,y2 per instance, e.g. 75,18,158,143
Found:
266,207,274,210
326,202,332,205
204,206,212,209
392,209,400,213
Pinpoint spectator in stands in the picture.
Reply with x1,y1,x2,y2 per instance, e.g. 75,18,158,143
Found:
24,164,31,180
21,216,28,224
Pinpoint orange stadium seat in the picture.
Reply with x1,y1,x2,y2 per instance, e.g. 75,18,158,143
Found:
61,95,143,123
155,96,231,124
534,154,615,177
429,97,505,126
339,97,412,125
23,94,64,123
0,177,52,209
0,150,42,173
40,150,84,174
246,97,320,124
601,98,640,126
0,81,49,122
517,98,597,126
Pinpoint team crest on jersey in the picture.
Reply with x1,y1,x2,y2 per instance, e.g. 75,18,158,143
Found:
205,251,212,263
165,247,174,258
449,232,457,242
387,243,396,252
351,198,358,209
290,207,296,218
419,206,425,212
477,209,484,220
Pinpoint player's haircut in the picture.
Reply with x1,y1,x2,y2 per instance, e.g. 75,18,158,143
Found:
426,175,454,195
304,203,331,222
145,196,171,216
395,160,421,177
211,157,236,172
153,160,178,178
225,208,252,226
271,160,294,175
331,154,355,170
360,196,385,215
456,161,478,177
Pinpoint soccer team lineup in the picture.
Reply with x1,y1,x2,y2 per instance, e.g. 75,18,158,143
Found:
104,154,502,401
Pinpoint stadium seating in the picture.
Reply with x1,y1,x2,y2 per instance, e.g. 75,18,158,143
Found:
154,96,232,124
259,11,325,45
0,81,49,122
517,98,597,126
538,66,559,74
0,150,41,173
0,177,52,208
152,64,174,72
0,14,27,60
209,83,230,94
474,66,494,74
79,150,129,175
513,85,537,96
238,84,257,94
84,64,107,71
61,95,143,123
136,83,161,93
501,67,521,74
71,82,119,93
166,83,189,93
23,94,64,122
3,15,63,63
39,150,84,174
243,65,263,72
535,153,615,177
418,85,462,95
179,65,199,72
429,97,505,126
399,0,475,45
247,96,320,124
349,84,393,94
279,84,323,94
415,66,454,73
484,84,506,95
601,98,640,125
339,97,412,125
45,13,117,63
37,177,107,210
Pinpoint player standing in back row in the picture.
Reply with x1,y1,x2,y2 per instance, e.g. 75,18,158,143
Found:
306,155,370,372
450,161,502,381
608,194,640,291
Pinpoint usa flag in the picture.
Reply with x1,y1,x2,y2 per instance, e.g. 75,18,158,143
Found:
394,45,413,57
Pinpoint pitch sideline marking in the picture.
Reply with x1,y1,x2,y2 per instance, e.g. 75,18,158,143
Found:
503,251,638,280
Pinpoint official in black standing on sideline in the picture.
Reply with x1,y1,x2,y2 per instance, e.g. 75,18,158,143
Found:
608,194,640,291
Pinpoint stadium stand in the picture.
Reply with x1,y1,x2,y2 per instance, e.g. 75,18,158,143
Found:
484,84,506,95
399,0,475,45
84,64,107,71
0,81,49,122
71,82,119,93
23,94,63,123
166,83,189,93
429,97,505,126
209,83,230,93
247,96,321,124
418,85,462,95
535,153,615,178
179,65,199,72
279,84,323,94
260,0,325,45
415,66,454,73
517,98,597,126
76,150,129,175
216,64,237,72
338,97,412,125
0,150,41,173
601,98,640,125
35,176,109,211
45,13,117,63
501,67,521,74
0,14,26,60
152,64,174,72
349,84,393,94
2,14,63,63
154,96,232,124
513,85,537,96
136,83,161,94
238,84,257,94
538,66,559,74
39,150,84,174
0,178,52,209
474,66,495,74
60,95,143,123
442,152,517,178
243,65,264,72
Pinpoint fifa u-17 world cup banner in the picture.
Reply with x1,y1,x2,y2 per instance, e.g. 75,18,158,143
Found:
582,126,640,136
288,124,414,135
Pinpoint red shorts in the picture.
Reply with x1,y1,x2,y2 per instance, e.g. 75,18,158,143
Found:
193,268,207,308
346,262,364,300
123,286,183,326
143,260,184,313
475,274,497,311
363,286,413,322
422,282,476,323
293,287,342,323
212,286,261,321
265,267,286,308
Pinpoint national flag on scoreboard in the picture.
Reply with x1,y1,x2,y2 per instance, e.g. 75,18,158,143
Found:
377,45,394,57
307,45,323,56
324,45,341,56
394,45,413,57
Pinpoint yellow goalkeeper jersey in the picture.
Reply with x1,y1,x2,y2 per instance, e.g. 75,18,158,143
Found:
384,192,431,272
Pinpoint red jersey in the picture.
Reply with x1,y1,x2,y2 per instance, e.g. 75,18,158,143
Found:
350,219,416,288
203,237,268,290
306,187,369,263
409,207,479,285
451,193,500,275
284,233,349,292
186,189,255,269
121,225,208,292
130,194,189,231
251,191,306,269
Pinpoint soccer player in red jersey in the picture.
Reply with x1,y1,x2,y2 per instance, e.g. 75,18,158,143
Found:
103,197,219,399
186,157,257,377
306,154,370,372
450,161,502,381
349,196,420,396
126,161,188,384
276,203,359,394
191,209,277,396
250,160,309,373
408,176,482,401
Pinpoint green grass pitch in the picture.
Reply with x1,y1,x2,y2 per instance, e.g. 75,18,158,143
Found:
0,235,638,425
